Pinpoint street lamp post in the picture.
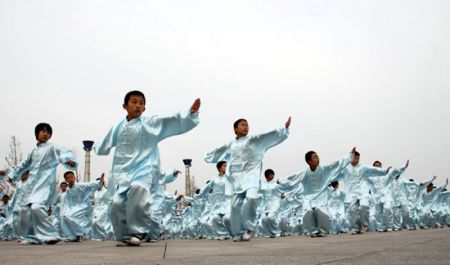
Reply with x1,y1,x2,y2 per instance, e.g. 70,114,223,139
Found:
182,159,192,196
82,140,94,182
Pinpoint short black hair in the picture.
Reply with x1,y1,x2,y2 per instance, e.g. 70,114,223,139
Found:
60,182,68,186
264,169,275,178
373,161,382,166
354,151,360,157
124,90,146,105
330,180,339,188
63,171,74,179
195,189,201,194
233,118,247,129
305,151,316,163
34,123,52,140
216,161,227,171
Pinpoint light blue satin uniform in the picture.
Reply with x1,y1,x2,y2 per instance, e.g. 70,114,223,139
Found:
279,153,352,235
8,142,77,244
94,110,199,242
338,163,387,233
205,127,289,236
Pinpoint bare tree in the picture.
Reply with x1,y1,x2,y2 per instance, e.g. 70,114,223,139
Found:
5,135,22,168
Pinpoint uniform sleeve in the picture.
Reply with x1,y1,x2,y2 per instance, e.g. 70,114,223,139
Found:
9,152,33,181
159,169,178,186
94,124,119,156
362,165,389,179
204,143,230,164
323,152,354,180
251,127,289,152
54,145,78,169
149,110,200,142
278,170,306,194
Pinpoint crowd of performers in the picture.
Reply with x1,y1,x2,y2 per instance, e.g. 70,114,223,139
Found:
0,90,448,246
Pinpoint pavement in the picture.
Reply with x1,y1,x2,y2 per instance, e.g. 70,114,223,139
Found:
1,228,449,265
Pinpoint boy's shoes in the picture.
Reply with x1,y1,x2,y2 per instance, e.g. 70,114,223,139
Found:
233,236,243,242
46,238,61,245
64,236,82,243
128,236,142,246
242,230,252,241
116,241,128,247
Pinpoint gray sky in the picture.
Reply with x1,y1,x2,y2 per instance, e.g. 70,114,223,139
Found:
1,0,449,192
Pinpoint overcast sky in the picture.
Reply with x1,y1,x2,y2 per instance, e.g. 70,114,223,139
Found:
1,1,449,192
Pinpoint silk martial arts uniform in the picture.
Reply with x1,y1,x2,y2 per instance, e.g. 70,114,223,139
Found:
94,110,199,243
279,153,353,236
338,163,388,234
8,142,77,244
205,127,289,239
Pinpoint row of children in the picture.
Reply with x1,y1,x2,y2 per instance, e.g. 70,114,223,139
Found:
0,90,448,246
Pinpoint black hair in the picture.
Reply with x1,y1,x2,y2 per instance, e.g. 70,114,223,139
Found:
63,171,74,179
264,169,275,178
409,179,414,182
124,90,146,105
373,161,382,166
233,118,247,129
195,189,201,194
305,151,316,163
216,161,227,171
60,182,68,186
330,181,339,188
34,123,53,140
2,194,10,199
354,151,360,157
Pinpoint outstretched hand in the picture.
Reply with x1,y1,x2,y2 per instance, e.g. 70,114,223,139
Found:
285,116,291,129
65,161,76,168
432,176,437,181
386,166,392,173
405,159,409,168
190,98,201,113
446,178,448,185
351,147,356,154
175,170,182,176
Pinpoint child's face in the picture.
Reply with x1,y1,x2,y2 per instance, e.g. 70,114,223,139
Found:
373,162,382,168
234,120,249,137
307,153,320,168
20,172,29,182
37,129,51,143
219,163,227,175
351,156,360,166
60,183,68,192
123,95,146,120
265,174,275,182
64,173,76,187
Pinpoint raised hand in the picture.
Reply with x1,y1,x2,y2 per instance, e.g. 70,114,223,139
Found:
351,147,356,154
285,116,292,129
190,98,201,113
65,161,76,168
405,159,409,168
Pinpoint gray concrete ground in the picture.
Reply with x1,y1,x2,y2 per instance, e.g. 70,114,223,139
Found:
1,228,449,265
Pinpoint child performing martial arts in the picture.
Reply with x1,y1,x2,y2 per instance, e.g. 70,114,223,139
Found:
205,117,291,241
94,90,200,246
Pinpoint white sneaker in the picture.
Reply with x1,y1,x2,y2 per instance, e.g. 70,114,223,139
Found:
129,236,142,246
242,230,252,241
233,236,243,242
